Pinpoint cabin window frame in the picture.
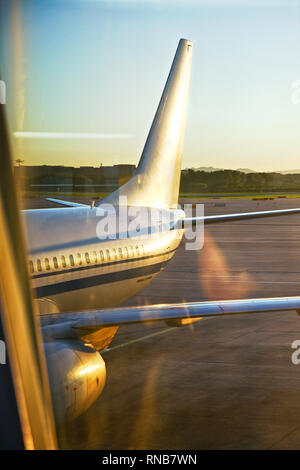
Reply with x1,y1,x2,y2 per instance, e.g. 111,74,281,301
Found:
61,255,66,268
37,259,42,272
29,260,34,273
92,251,98,263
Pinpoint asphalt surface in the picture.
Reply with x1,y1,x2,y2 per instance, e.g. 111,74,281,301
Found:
23,196,300,449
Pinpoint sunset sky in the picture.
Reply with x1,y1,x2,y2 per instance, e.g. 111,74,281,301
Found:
1,0,300,171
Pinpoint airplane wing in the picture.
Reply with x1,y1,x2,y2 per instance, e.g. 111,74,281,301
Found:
41,296,300,340
45,198,89,208
183,207,300,225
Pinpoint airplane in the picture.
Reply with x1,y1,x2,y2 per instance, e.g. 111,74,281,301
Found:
6,38,300,426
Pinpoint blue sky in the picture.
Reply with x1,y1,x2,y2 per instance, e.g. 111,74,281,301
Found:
1,0,300,170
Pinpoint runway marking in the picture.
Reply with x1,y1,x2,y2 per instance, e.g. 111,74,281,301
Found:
102,317,215,353
194,239,300,242
102,327,177,353
267,425,300,450
160,277,300,284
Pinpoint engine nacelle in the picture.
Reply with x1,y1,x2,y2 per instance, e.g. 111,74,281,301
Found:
44,340,106,423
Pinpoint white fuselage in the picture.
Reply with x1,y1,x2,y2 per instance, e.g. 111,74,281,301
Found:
24,205,184,314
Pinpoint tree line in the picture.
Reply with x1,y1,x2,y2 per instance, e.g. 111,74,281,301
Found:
179,169,300,193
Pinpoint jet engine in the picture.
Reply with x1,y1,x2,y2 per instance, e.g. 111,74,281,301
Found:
44,340,106,423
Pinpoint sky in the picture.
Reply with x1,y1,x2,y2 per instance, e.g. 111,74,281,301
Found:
0,0,300,171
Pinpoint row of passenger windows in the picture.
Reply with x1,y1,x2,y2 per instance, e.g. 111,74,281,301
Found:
29,245,145,274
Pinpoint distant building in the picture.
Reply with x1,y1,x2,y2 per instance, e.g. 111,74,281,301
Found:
100,164,136,183
14,163,136,193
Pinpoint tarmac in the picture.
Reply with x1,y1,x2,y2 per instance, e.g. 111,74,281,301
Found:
23,196,300,449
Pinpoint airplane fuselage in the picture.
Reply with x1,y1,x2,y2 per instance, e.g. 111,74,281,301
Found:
24,205,184,315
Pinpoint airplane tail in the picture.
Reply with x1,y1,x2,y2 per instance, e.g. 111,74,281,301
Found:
102,38,193,209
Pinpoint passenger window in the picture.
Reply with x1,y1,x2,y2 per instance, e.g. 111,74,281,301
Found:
92,251,97,263
129,246,133,257
37,259,42,272
135,246,140,257
124,247,128,258
44,258,50,270
77,253,82,266
53,257,58,269
28,260,34,273
61,255,66,268
99,250,104,262
85,252,90,264
106,249,111,261
69,254,75,267
118,247,123,259
112,248,117,260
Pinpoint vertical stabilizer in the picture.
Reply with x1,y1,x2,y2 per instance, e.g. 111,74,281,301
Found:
103,38,193,209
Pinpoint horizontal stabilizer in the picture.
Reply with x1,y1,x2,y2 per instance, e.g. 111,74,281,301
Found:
182,207,300,225
45,198,89,208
